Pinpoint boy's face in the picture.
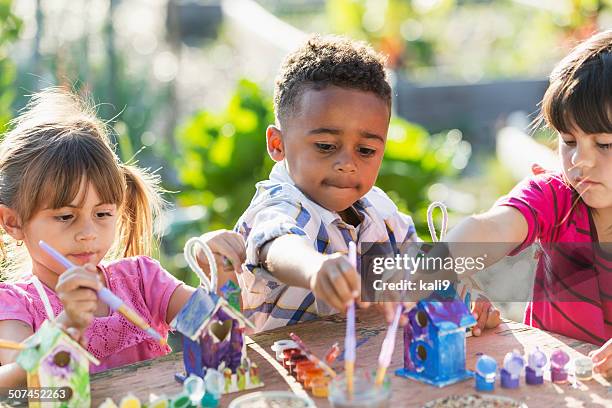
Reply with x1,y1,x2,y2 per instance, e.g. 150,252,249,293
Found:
559,129,612,209
268,86,390,212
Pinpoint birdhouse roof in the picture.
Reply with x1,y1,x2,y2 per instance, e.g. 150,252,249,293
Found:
170,287,255,341
17,320,100,372
417,297,476,332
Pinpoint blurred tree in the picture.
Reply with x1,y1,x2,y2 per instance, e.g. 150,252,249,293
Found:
0,0,21,132
324,0,610,80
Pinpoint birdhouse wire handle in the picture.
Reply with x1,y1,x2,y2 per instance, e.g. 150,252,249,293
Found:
427,201,448,242
184,237,218,293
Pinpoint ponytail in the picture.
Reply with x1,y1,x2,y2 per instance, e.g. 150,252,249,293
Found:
117,164,165,258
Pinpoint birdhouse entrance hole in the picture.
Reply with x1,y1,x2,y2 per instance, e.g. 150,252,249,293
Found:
416,311,428,328
416,344,427,361
53,351,71,367
210,320,232,342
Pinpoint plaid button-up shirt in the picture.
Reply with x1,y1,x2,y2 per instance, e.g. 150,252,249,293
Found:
235,162,419,332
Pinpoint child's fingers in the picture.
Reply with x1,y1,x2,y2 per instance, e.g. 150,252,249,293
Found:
328,264,356,305
336,256,360,296
318,275,345,311
471,303,488,336
591,339,612,362
223,232,246,264
485,307,502,329
593,356,611,376
56,268,101,293
357,300,371,309
68,288,99,302
63,300,96,328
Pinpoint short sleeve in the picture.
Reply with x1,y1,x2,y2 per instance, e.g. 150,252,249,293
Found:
240,200,310,271
0,284,34,328
137,257,183,328
495,173,568,254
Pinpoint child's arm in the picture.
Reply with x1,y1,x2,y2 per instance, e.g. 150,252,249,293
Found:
166,284,197,325
0,320,32,387
444,206,528,333
445,205,529,266
260,234,360,312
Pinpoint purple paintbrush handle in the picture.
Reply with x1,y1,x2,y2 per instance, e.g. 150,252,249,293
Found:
98,287,123,310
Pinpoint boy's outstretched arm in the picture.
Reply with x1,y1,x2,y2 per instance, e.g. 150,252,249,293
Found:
260,234,360,312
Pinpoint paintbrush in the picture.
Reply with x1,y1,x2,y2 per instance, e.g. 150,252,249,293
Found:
374,304,402,386
0,340,25,350
345,241,357,398
39,240,166,346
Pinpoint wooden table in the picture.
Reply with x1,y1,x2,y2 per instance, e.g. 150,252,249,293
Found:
91,309,611,407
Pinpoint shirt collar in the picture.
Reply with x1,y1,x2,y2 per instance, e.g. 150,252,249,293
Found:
269,161,367,228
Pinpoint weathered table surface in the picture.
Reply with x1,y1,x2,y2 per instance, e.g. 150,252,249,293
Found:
91,309,611,407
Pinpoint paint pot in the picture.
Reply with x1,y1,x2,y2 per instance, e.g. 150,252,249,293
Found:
500,350,524,389
550,350,570,383
271,340,299,362
474,355,497,392
303,368,325,390
183,374,205,406
295,361,316,382
169,394,194,408
311,376,331,398
525,347,547,385
289,354,309,377
283,348,302,369
328,369,391,408
574,357,593,381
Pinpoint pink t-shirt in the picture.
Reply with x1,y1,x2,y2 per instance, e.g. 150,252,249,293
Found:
0,256,183,373
497,173,612,345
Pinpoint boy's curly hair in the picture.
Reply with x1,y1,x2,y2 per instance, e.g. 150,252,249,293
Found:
274,35,392,125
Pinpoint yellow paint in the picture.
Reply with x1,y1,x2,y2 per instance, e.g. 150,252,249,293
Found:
345,361,354,398
374,366,387,386
119,394,142,408
0,339,24,350
118,305,150,330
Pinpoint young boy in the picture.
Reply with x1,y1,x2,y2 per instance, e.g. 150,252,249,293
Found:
235,35,417,332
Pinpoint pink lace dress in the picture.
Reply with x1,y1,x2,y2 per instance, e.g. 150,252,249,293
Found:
0,256,183,373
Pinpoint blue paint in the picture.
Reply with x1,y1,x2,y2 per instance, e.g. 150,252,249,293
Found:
475,355,497,392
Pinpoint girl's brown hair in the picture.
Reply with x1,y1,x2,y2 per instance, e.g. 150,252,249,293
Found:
0,87,163,279
540,30,612,134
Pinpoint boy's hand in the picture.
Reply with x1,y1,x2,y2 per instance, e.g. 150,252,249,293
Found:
55,263,101,331
471,297,502,336
309,253,360,312
196,230,246,276
589,338,612,378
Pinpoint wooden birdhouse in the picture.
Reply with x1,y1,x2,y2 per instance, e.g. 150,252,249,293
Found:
16,320,100,407
395,296,476,387
171,237,262,394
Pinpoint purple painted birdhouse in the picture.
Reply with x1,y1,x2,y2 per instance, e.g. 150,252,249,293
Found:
395,296,476,387
171,237,262,394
